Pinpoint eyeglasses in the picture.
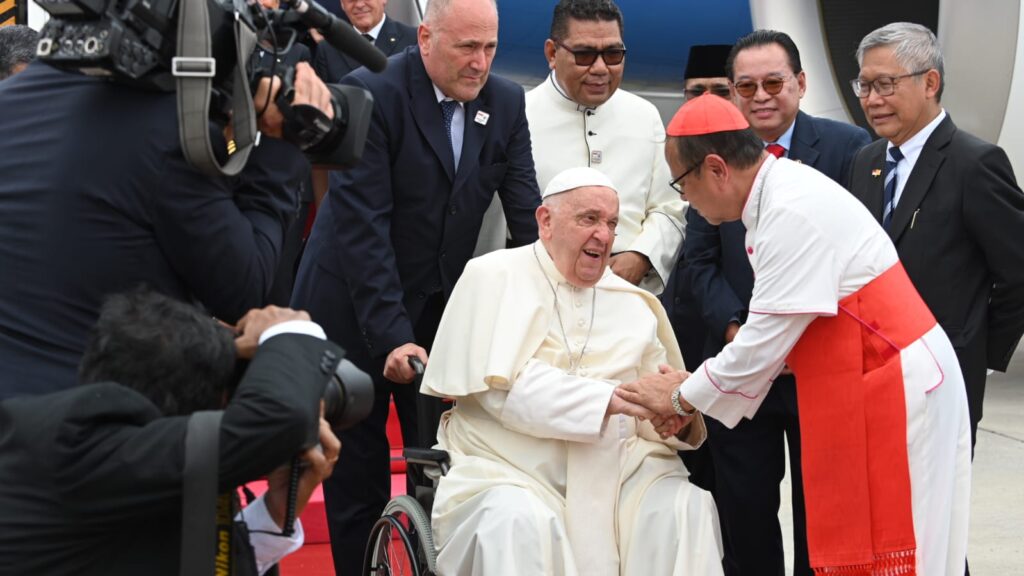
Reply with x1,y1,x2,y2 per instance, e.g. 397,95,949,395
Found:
684,84,732,100
732,76,791,99
554,40,626,67
669,162,700,194
849,70,930,98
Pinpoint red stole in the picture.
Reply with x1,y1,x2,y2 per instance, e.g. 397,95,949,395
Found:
786,262,935,574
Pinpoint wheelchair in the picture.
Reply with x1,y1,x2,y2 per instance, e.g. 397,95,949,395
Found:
362,447,450,576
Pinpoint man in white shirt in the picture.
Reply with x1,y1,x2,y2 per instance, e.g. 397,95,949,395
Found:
619,94,971,576
423,167,722,576
519,0,684,295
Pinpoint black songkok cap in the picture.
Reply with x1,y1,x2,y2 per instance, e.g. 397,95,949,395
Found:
684,44,733,79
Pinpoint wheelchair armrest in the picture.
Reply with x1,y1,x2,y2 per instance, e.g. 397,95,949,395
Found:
403,448,451,476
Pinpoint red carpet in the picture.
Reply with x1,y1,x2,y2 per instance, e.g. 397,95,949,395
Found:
265,399,410,574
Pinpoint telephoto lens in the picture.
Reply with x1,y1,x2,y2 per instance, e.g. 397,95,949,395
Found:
322,358,374,431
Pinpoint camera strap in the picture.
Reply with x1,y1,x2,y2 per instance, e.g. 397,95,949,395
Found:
181,410,227,576
175,0,259,177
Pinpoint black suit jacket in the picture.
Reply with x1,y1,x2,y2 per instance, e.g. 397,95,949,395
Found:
0,63,308,398
312,16,417,83
0,333,339,576
686,111,871,353
292,46,540,359
849,114,1024,423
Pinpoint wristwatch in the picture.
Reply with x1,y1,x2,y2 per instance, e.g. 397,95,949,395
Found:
671,386,696,417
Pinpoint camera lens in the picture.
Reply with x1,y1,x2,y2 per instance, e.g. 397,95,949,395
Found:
322,358,374,431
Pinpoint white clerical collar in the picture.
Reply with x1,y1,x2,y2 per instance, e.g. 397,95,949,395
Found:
742,154,777,232
534,240,569,285
547,71,599,114
359,15,387,42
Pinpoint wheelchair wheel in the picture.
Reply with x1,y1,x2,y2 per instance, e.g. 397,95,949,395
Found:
363,495,438,576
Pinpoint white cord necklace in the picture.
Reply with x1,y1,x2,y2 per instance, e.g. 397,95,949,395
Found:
533,243,597,375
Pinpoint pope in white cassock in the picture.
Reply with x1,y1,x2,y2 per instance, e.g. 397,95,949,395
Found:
421,167,723,576
619,94,972,576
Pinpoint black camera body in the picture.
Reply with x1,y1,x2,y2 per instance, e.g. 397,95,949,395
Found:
324,357,374,432
34,0,378,168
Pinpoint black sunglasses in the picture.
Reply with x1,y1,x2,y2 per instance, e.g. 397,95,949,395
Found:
733,76,790,98
684,84,732,100
554,40,626,67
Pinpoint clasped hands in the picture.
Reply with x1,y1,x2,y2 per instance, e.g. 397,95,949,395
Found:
609,364,696,439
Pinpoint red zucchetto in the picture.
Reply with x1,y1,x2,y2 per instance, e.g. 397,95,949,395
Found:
666,93,750,136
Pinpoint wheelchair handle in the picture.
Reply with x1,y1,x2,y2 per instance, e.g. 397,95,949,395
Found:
407,355,425,375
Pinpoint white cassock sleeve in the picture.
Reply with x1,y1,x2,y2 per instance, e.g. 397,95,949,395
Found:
680,312,815,427
681,205,842,427
476,359,615,443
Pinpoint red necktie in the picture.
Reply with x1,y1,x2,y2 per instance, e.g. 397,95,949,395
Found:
766,143,786,158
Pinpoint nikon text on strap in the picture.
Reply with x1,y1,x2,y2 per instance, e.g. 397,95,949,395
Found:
181,410,227,576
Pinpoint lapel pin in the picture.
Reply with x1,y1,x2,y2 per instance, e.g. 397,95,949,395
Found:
474,111,490,126
871,169,882,177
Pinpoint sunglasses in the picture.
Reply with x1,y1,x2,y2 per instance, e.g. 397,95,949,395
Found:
684,84,732,100
732,76,791,98
554,40,626,67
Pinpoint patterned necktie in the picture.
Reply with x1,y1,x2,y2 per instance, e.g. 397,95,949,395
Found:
882,146,904,231
766,143,786,158
440,100,458,154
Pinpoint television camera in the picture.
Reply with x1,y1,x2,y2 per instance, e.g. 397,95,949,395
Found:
33,0,387,172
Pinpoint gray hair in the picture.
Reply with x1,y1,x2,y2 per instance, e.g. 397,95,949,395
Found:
856,22,944,100
423,0,498,25
0,25,38,80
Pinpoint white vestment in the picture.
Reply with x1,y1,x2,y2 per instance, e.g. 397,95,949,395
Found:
475,75,685,295
422,242,722,576
680,156,972,575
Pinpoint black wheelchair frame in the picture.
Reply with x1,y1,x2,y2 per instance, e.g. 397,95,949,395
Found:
362,448,450,576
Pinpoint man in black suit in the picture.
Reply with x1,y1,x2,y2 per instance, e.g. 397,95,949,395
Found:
290,0,540,571
684,30,870,576
0,60,333,400
849,21,1024,451
313,0,416,83
0,291,341,576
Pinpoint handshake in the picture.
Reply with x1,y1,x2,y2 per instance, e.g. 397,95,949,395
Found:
607,365,699,440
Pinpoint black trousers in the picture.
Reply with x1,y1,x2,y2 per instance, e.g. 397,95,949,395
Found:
322,293,447,576
708,376,811,576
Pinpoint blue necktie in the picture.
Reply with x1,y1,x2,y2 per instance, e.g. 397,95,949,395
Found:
882,146,904,231
440,100,458,154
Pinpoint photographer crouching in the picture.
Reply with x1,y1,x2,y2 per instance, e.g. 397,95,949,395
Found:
0,290,352,575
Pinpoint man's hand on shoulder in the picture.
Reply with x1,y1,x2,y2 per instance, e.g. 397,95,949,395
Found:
609,251,652,285
232,306,313,359
384,343,428,384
